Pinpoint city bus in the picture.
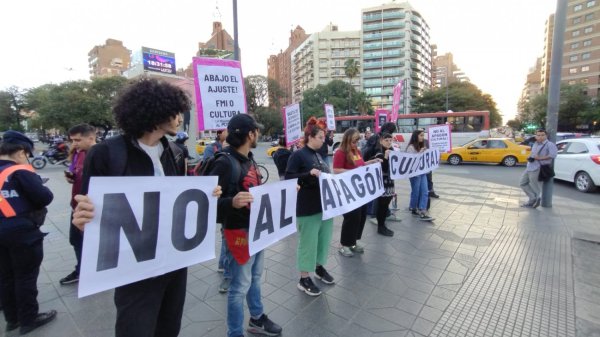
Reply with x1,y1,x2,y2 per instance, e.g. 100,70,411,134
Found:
321,110,491,151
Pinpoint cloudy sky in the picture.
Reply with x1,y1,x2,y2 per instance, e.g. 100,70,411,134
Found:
1,0,556,121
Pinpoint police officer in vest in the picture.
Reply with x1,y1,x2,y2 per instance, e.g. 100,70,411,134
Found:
0,131,56,334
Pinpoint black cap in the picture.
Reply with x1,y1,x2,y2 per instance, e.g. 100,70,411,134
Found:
227,114,264,135
2,130,34,153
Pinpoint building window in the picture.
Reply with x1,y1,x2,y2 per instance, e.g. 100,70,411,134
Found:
572,30,581,37
584,39,592,46
572,42,580,49
582,52,591,59
582,78,589,83
569,80,577,85
584,26,593,34
570,68,578,74
585,13,595,21
574,4,583,11
570,55,579,62
574,16,582,24
587,0,596,7
582,65,590,71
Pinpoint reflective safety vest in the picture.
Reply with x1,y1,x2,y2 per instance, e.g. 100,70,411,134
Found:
0,164,35,218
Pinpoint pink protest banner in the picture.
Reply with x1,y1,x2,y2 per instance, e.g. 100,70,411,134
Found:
391,81,403,122
192,57,247,131
374,109,390,133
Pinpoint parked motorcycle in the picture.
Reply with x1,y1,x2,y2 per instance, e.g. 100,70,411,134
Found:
31,142,70,169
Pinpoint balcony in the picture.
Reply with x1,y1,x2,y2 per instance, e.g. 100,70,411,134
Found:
382,11,404,20
363,13,382,22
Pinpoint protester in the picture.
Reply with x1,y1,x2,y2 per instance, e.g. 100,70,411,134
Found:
208,114,282,337
317,129,334,167
60,124,96,286
406,130,434,221
0,131,56,334
203,129,228,161
174,131,192,159
373,133,395,236
357,128,372,150
272,136,292,181
333,128,382,257
424,139,440,199
520,128,557,208
285,117,334,296
72,78,222,337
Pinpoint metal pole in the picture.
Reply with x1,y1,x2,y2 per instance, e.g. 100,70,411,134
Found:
445,72,449,112
233,0,240,61
542,0,567,208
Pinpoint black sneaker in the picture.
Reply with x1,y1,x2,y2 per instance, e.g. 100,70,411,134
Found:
297,277,322,296
248,314,282,336
429,191,440,198
59,271,79,285
20,310,57,335
411,208,419,216
315,265,335,284
418,211,434,221
6,321,19,332
377,226,394,237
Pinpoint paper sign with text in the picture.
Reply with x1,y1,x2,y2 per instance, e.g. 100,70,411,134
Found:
248,179,298,256
324,104,335,131
79,176,218,298
319,163,384,220
283,103,302,146
193,57,247,131
427,124,452,153
375,109,389,133
389,149,440,180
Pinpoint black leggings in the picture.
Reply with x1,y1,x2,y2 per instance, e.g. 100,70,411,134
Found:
340,204,368,247
376,196,393,229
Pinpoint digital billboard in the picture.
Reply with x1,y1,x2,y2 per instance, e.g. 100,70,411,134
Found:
142,47,176,74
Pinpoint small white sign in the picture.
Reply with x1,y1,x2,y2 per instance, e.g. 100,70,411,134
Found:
284,103,302,146
389,149,440,180
324,104,335,131
319,163,384,220
248,179,298,256
427,124,452,153
79,176,218,298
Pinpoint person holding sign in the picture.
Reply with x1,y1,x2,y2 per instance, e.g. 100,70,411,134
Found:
72,78,222,337
207,114,282,337
406,130,435,221
285,117,334,296
373,133,395,237
333,129,382,257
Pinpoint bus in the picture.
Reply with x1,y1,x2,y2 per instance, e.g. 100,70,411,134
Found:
322,110,491,151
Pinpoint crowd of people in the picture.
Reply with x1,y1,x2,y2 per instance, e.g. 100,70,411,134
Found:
0,77,557,337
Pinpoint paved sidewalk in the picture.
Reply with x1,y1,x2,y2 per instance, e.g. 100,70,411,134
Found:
2,165,599,337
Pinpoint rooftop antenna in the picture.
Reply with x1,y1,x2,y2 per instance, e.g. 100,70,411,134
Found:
213,0,222,21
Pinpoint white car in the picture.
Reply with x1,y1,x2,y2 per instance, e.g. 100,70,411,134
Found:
554,138,600,192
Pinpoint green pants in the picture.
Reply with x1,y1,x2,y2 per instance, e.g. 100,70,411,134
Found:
296,213,334,272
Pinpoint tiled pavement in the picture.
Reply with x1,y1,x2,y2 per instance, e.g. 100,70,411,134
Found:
2,163,599,337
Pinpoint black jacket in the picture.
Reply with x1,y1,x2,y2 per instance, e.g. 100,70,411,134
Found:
285,146,329,216
0,160,53,233
81,135,185,194
209,146,261,230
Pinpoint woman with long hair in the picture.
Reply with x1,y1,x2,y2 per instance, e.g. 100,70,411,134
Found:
333,128,382,257
406,130,434,221
285,117,334,296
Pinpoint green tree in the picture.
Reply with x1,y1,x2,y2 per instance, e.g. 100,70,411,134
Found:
0,86,26,131
412,82,503,127
244,75,268,113
301,80,372,117
254,106,283,136
344,59,360,113
267,78,285,110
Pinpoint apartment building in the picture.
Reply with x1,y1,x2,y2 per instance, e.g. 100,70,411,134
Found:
432,51,470,88
291,24,361,104
361,1,432,113
88,39,131,78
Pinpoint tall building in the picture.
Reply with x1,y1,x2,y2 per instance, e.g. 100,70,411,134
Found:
540,14,554,92
88,39,131,78
291,24,361,104
520,57,544,106
432,51,470,88
560,0,600,96
267,26,310,107
361,1,432,113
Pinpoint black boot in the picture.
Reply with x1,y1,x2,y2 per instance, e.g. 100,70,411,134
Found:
377,226,394,237
20,310,57,335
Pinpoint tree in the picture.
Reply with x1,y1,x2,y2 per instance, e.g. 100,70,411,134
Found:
244,75,268,112
267,78,285,110
0,86,26,131
301,80,372,117
344,59,360,113
254,106,283,136
412,82,503,127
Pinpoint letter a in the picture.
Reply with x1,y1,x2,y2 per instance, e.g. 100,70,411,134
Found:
253,194,274,242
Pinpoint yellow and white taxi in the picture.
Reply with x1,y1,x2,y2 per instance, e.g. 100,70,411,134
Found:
440,138,531,167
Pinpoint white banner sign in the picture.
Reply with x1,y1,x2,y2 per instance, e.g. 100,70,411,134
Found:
79,177,218,298
427,124,452,153
248,179,298,256
324,104,335,131
283,103,302,146
389,149,440,180
319,163,384,220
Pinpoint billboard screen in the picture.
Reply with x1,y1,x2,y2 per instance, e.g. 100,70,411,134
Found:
142,47,176,74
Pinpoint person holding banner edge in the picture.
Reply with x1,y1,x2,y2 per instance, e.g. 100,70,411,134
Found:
207,113,282,337
406,130,435,221
333,128,383,257
373,133,395,237
72,78,222,337
285,117,335,296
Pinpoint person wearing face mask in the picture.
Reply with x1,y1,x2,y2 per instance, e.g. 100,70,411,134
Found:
333,128,382,257
285,117,334,297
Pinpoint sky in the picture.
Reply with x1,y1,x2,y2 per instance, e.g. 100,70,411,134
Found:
1,0,556,122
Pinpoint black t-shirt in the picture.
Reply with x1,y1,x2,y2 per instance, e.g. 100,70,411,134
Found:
285,146,329,216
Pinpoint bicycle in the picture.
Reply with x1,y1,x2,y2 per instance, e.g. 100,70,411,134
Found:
256,163,269,184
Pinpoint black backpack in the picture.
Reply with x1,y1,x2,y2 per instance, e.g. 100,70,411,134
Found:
197,151,242,224
272,148,292,175
105,135,183,176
